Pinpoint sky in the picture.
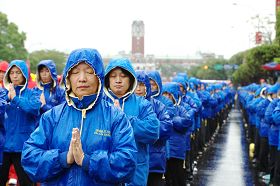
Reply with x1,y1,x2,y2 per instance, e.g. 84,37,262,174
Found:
0,0,276,59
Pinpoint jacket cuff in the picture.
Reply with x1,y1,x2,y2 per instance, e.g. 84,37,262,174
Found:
59,151,70,168
11,96,19,106
81,154,90,171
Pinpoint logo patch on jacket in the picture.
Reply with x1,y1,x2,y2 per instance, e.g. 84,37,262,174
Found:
94,129,111,137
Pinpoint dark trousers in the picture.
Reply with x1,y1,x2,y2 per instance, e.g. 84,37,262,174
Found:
0,152,33,186
273,150,280,186
269,146,277,182
258,137,269,172
165,158,185,186
254,129,260,160
248,125,256,144
147,172,164,186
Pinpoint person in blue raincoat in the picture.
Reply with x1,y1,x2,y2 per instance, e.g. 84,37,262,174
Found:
135,70,173,186
162,82,193,186
265,83,280,184
103,58,160,186
146,70,173,108
33,60,65,117
21,48,137,186
271,86,280,185
172,75,197,181
0,60,41,186
0,89,6,167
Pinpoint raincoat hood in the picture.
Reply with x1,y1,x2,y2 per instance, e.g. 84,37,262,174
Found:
267,82,280,95
0,61,9,72
162,82,181,105
4,60,28,93
63,48,104,112
135,70,151,99
104,58,137,99
146,70,163,97
36,59,58,90
177,72,188,81
172,76,187,92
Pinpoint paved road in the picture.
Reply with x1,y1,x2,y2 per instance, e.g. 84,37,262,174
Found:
189,108,266,186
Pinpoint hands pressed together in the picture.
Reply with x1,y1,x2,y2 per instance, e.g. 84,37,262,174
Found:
8,83,16,100
67,128,85,166
40,93,46,107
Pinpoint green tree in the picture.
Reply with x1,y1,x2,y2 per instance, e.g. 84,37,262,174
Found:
29,50,68,74
159,63,189,80
275,10,280,45
188,58,229,80
232,44,280,85
0,12,28,61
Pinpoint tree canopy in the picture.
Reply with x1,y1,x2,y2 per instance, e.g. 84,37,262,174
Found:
29,50,67,74
0,12,28,61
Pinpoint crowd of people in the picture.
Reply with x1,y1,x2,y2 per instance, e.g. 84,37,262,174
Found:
239,82,280,186
0,48,236,186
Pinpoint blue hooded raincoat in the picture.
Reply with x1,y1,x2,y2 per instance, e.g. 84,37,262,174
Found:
1,60,41,153
21,49,137,185
103,58,160,186
162,82,193,160
33,59,65,115
136,70,172,174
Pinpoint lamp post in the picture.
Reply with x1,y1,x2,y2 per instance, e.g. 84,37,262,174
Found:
232,2,275,46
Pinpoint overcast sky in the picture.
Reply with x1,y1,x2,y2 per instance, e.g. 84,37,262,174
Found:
0,0,275,59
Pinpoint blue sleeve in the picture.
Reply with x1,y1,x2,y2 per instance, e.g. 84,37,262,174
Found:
41,88,65,114
172,105,193,134
85,111,137,183
265,100,278,125
153,99,172,141
128,99,160,144
11,89,41,116
21,110,65,182
273,101,280,126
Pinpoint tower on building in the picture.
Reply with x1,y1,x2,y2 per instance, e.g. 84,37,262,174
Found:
132,20,144,57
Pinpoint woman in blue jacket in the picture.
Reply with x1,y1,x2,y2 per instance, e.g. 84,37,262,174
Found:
21,48,137,185
162,82,193,186
0,60,41,186
265,83,280,184
103,58,160,186
34,59,65,116
135,70,173,186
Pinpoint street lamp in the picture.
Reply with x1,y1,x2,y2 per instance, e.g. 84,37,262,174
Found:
232,2,275,46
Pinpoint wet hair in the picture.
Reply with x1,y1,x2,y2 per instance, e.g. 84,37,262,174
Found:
105,67,135,91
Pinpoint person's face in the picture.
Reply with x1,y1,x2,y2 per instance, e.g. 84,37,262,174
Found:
0,70,5,82
179,84,185,94
163,92,175,104
108,68,130,97
69,62,99,99
9,66,25,86
135,81,146,97
201,84,205,90
272,93,277,99
150,79,158,92
39,66,52,84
